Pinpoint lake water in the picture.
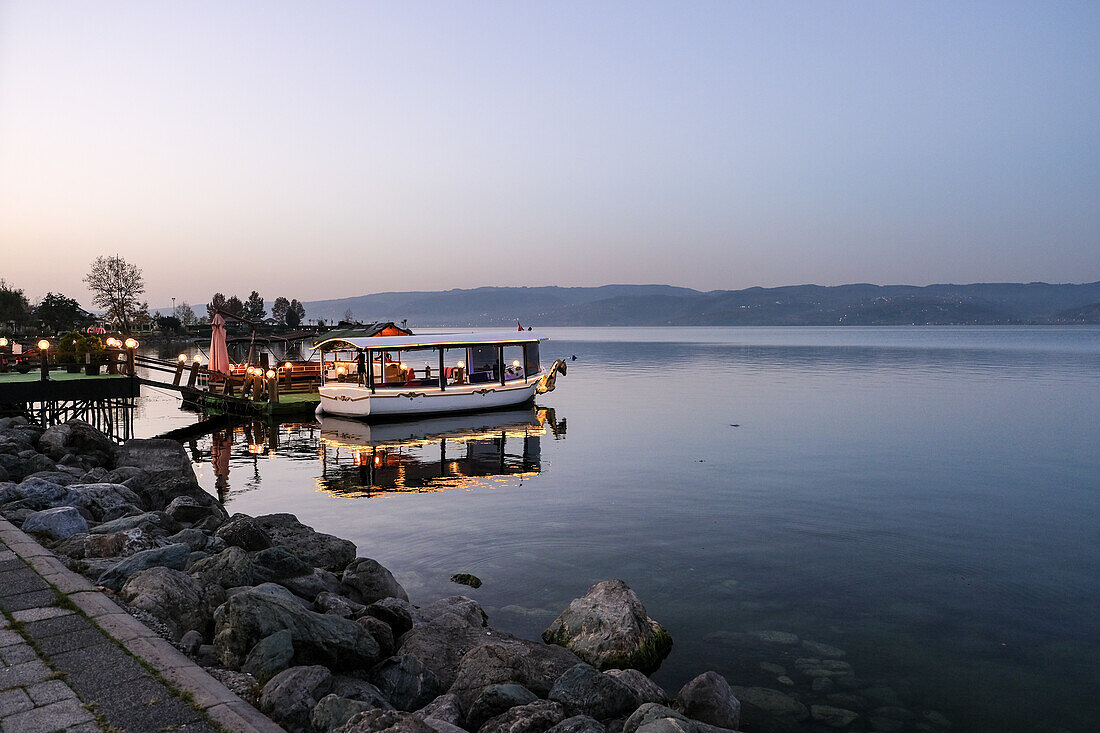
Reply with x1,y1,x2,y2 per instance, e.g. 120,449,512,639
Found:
134,327,1100,732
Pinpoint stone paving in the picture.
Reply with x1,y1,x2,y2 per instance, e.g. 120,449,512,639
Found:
0,519,283,732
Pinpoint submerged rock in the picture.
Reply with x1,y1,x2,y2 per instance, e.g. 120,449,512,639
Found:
729,687,809,723
543,580,672,673
450,573,483,589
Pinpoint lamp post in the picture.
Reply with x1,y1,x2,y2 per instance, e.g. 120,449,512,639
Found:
124,338,138,377
37,339,51,381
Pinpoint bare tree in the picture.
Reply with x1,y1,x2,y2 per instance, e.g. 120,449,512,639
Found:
343,308,355,323
174,301,197,325
84,255,146,331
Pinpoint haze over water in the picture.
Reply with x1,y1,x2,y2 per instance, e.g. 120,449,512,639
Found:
135,326,1100,732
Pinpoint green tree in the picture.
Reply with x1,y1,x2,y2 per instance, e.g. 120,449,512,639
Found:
208,293,227,320
36,292,86,334
84,255,146,331
156,314,182,334
271,297,290,324
243,290,265,321
286,299,305,327
224,295,244,317
0,279,31,330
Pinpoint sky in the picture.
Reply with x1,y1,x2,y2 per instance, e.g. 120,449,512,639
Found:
1,1,1098,308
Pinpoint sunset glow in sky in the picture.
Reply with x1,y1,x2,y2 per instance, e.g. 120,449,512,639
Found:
1,1,1097,307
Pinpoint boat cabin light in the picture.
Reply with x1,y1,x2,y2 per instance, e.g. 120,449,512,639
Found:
265,369,276,379
193,355,202,363
178,353,187,362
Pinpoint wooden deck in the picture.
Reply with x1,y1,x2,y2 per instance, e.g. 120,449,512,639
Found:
0,370,138,404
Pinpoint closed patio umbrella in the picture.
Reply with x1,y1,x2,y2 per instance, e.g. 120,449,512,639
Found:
209,313,231,376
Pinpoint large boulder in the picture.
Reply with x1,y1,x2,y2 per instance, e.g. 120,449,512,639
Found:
253,545,313,582
342,557,409,605
85,528,162,558
368,655,444,712
623,705,692,733
313,695,380,733
243,629,296,684
115,438,198,483
261,665,334,732
674,673,739,730
254,513,357,571
190,546,256,588
543,580,672,674
11,477,69,507
546,716,606,733
479,701,568,733
214,587,382,670
416,596,488,628
336,709,437,733
165,495,229,525
548,664,640,722
415,694,463,726
364,597,415,637
96,543,191,591
280,567,344,601
119,567,206,640
37,420,115,468
449,642,581,711
215,513,273,551
467,684,539,732
63,482,145,521
21,506,88,540
604,670,668,705
90,511,181,536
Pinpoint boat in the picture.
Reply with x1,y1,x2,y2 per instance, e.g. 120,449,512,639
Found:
314,330,565,419
316,407,554,496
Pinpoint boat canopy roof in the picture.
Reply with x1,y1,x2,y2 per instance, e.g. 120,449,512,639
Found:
315,330,545,351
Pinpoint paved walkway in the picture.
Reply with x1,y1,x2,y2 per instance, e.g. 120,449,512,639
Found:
0,519,282,732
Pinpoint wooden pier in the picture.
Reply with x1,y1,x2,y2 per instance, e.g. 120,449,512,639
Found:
1,353,321,427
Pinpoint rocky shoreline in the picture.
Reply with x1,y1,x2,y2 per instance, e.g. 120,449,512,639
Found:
0,417,952,733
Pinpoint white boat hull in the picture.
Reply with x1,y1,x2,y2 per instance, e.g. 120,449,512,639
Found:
318,380,539,418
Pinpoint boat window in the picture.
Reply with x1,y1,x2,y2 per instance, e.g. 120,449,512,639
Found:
524,342,540,376
442,348,467,385
504,345,525,381
469,346,500,384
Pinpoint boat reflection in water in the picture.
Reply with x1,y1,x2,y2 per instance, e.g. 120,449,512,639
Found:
316,407,563,498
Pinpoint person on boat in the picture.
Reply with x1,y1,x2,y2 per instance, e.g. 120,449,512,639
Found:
356,351,366,386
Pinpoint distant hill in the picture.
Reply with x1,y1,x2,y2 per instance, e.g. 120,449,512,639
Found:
302,282,1100,327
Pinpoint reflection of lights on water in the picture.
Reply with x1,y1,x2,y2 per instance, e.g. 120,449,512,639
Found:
248,443,262,454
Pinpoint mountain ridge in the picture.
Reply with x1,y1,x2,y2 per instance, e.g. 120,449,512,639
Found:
301,282,1100,327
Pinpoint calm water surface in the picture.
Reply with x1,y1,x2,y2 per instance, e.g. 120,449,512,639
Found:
135,327,1100,732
